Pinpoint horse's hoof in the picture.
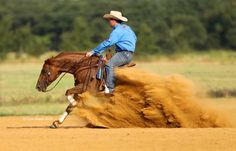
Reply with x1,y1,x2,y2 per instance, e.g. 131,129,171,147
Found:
49,124,57,129
50,120,60,129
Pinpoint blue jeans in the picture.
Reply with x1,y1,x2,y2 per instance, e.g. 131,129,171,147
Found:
105,51,133,90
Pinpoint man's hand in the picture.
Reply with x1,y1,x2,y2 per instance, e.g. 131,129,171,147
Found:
86,51,93,57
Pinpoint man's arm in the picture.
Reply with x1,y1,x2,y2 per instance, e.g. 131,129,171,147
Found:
86,30,120,56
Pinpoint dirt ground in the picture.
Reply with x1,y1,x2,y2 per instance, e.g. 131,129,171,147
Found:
0,115,236,151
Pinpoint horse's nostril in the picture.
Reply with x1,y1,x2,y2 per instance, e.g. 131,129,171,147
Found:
36,85,41,90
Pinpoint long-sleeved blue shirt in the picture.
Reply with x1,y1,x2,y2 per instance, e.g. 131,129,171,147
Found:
92,24,137,54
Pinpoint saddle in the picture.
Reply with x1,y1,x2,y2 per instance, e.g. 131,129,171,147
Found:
95,50,136,91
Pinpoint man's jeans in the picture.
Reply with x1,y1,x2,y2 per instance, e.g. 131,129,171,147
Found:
105,51,133,90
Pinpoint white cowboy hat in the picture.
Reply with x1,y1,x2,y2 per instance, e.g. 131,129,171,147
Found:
103,11,128,22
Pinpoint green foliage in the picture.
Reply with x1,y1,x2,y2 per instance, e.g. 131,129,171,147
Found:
226,28,236,49
0,17,14,56
13,25,50,55
60,17,94,51
0,0,235,58
0,16,50,57
137,23,158,54
169,15,207,50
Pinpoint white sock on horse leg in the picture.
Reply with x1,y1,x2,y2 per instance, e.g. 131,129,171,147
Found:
67,95,77,106
67,95,74,103
59,111,68,123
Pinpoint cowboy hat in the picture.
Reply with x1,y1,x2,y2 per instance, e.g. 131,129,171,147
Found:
103,11,128,22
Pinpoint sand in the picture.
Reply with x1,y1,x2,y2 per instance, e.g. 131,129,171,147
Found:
1,116,236,151
75,68,234,128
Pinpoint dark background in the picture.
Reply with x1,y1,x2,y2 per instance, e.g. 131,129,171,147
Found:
0,0,235,58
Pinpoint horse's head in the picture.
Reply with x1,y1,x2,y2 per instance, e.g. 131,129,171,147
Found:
36,58,61,92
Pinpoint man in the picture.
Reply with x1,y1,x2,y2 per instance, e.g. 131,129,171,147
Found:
86,11,137,94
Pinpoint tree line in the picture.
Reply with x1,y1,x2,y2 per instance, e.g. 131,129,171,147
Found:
0,0,235,58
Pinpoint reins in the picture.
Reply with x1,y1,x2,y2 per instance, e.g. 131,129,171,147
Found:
45,54,97,92
45,72,67,92
81,57,93,92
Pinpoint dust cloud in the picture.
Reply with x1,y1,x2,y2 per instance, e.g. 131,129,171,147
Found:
74,68,231,128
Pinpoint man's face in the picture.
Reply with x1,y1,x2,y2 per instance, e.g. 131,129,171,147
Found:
108,19,117,28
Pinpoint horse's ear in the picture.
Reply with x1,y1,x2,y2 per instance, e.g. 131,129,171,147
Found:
45,58,52,65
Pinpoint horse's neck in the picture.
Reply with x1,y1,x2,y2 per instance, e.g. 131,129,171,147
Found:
52,56,85,74
50,53,100,75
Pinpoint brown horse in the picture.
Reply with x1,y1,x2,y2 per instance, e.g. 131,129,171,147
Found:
36,52,107,128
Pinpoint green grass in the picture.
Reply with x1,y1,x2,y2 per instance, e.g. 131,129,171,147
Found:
0,103,67,116
0,58,236,115
0,63,74,104
134,50,236,63
0,62,73,115
138,62,236,97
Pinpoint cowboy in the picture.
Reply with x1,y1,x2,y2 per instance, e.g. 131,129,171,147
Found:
86,11,137,95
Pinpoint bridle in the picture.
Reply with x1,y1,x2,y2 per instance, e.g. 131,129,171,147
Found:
44,54,98,92
45,72,67,92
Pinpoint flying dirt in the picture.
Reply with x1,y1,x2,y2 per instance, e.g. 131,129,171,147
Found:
74,68,231,128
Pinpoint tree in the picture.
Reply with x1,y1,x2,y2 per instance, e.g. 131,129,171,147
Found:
226,27,236,49
60,17,93,51
0,17,14,56
12,25,50,55
169,15,207,50
0,0,236,57
137,23,158,54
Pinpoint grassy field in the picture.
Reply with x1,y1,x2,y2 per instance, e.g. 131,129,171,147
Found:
0,59,236,115
0,103,67,116
138,62,236,97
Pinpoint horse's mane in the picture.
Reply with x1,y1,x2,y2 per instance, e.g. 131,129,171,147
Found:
45,52,86,64
44,52,99,69
54,52,86,59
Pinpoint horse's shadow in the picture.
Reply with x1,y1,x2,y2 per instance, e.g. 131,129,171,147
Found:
7,125,108,129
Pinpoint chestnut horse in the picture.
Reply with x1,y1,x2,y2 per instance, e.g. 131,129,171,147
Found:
36,52,107,128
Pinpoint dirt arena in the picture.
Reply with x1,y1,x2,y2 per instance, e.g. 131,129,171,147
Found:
1,116,236,151
1,68,236,151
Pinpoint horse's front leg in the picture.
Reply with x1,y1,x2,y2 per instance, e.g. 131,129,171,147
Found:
50,84,84,128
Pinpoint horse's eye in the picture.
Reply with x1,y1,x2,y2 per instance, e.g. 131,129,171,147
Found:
48,72,51,76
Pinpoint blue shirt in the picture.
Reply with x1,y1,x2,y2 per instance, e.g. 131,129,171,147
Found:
92,24,137,54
